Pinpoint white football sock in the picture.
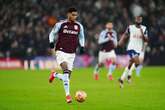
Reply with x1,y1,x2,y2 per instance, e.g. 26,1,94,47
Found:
128,63,135,76
121,67,129,80
53,72,64,80
94,64,100,74
108,64,116,75
63,74,70,96
136,64,143,76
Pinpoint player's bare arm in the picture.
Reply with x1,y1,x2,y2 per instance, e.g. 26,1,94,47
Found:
142,41,148,52
48,42,55,56
118,33,128,47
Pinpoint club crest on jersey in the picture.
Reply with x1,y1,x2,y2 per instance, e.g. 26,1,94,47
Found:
74,25,78,30
64,25,68,28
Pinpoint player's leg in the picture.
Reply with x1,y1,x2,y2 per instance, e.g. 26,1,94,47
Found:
126,55,140,83
119,58,134,88
61,52,76,103
49,69,64,83
93,63,103,80
49,51,73,103
107,50,116,80
107,58,116,80
127,63,135,78
127,58,137,83
60,62,72,103
121,58,134,80
93,51,104,80
49,51,65,83
119,57,134,88
127,53,143,77
136,64,143,76
62,53,75,103
135,52,144,76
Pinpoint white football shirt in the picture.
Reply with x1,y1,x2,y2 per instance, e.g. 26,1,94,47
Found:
126,24,148,53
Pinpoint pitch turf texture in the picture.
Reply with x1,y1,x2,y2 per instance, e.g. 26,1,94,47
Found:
0,67,165,110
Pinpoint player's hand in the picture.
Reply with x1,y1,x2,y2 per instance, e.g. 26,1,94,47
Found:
109,36,113,41
117,43,121,48
48,48,56,56
51,48,56,56
108,33,113,40
79,47,85,54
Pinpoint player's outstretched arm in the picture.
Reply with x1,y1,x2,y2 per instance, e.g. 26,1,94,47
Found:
118,33,128,47
118,26,130,47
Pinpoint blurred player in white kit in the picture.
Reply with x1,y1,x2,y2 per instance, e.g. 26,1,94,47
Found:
118,16,149,88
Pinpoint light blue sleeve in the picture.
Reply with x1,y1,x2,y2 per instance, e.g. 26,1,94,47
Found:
49,22,62,43
98,30,110,44
78,24,85,47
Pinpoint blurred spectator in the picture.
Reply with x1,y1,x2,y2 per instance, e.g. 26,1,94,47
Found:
0,0,164,65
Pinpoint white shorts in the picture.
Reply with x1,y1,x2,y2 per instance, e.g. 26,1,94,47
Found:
55,51,75,71
98,50,116,63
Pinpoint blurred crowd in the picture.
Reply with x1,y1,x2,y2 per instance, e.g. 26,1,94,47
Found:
0,0,164,65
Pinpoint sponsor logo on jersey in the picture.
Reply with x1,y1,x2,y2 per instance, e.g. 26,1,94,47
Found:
64,25,68,28
63,29,78,35
133,34,143,39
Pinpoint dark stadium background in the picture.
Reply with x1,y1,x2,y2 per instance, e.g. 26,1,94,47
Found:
0,0,164,67
0,1,165,110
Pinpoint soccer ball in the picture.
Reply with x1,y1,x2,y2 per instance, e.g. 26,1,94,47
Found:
75,90,87,102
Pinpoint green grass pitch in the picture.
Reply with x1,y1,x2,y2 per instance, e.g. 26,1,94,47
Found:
0,66,165,110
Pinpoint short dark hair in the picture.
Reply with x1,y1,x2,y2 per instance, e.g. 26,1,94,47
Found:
67,7,77,13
